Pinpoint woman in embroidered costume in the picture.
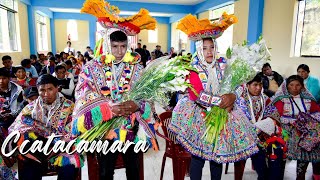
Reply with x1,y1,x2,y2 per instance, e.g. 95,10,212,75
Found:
264,75,320,180
71,0,157,179
232,75,284,180
8,74,81,179
168,13,244,179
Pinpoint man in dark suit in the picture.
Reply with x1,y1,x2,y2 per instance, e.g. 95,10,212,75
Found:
135,43,148,67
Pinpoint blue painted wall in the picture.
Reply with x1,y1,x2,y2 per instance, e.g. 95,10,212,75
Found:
169,14,188,23
167,23,171,52
34,6,53,18
194,0,235,14
27,5,37,54
22,0,265,55
31,0,193,14
50,18,56,54
154,17,169,24
247,0,264,44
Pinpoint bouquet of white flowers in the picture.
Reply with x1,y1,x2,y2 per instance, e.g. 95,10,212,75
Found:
202,37,271,147
78,55,197,142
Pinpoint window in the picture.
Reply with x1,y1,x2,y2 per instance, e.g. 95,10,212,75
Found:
148,28,158,43
294,0,320,57
67,20,78,41
36,13,48,51
209,4,234,55
177,30,188,52
0,0,18,52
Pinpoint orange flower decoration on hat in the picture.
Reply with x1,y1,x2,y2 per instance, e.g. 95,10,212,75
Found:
177,12,238,41
81,0,157,35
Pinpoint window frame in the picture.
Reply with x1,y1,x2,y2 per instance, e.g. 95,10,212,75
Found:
209,3,235,55
0,0,19,53
293,0,320,58
36,13,49,51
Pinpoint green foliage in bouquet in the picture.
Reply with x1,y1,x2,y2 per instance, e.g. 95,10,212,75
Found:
77,55,197,142
202,37,271,146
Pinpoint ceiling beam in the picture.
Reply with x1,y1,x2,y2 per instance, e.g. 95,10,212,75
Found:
30,0,194,14
34,6,53,18
169,13,189,23
194,0,235,14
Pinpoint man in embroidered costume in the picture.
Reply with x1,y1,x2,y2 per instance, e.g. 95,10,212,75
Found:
71,0,157,179
9,74,81,180
168,13,240,179
0,68,23,130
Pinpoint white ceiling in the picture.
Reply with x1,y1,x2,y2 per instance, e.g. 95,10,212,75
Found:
114,0,205,5
49,0,206,16
49,8,174,17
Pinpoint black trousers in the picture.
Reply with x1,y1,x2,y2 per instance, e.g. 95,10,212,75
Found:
19,158,77,180
18,135,78,180
296,161,320,180
235,146,285,180
98,141,140,180
189,155,223,180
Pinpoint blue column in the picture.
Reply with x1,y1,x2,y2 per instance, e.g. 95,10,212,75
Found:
167,23,171,53
27,5,37,54
190,41,196,54
50,18,56,54
247,0,264,44
89,18,97,49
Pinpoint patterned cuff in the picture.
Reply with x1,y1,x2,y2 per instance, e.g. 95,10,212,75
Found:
197,91,222,107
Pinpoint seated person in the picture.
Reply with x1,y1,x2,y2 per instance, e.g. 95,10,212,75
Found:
297,64,320,103
55,54,63,64
53,65,75,100
21,59,39,78
65,60,79,83
1,55,17,78
37,53,47,66
258,63,283,98
20,86,39,108
30,54,43,74
12,66,37,89
0,68,23,129
9,74,81,180
40,57,56,75
52,63,74,82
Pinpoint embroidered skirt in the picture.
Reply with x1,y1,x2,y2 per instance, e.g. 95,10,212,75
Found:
168,97,259,163
281,120,320,162
0,157,16,180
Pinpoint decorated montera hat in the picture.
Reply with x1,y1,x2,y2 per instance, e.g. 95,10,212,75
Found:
81,0,157,36
177,12,238,41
